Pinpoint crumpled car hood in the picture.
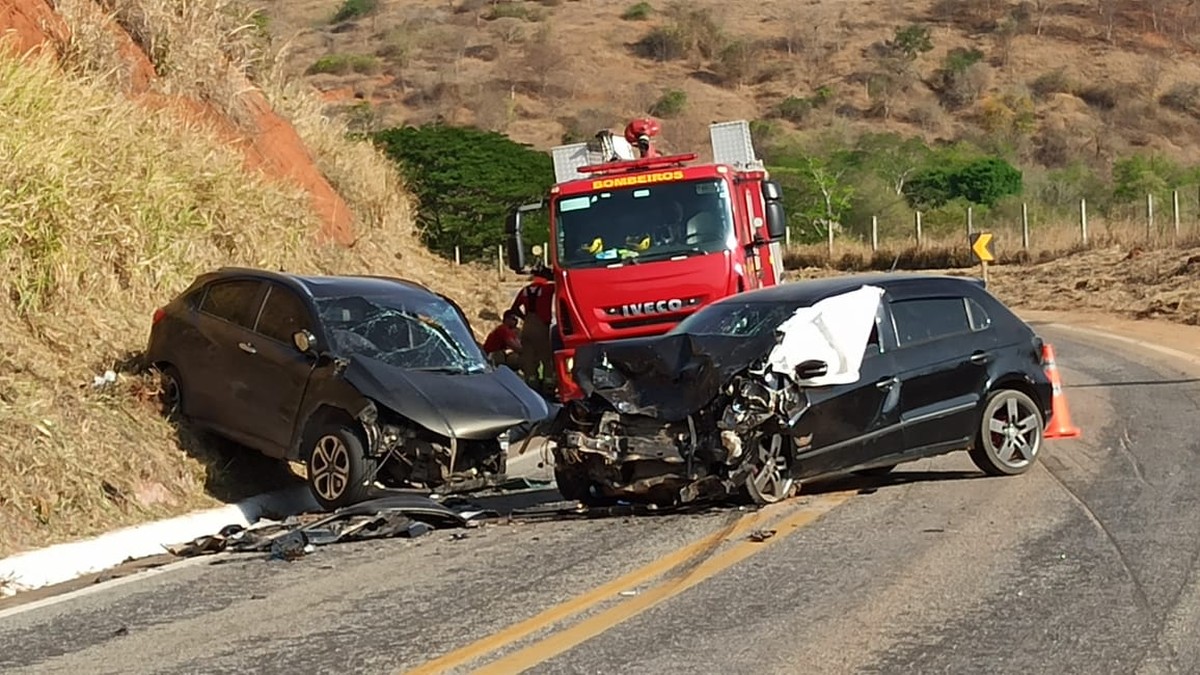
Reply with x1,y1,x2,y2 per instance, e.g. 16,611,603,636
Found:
343,357,552,439
572,332,778,422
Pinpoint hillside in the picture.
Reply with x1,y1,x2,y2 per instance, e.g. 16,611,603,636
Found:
0,0,510,562
261,0,1200,169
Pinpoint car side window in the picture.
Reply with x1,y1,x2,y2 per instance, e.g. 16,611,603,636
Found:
199,280,261,328
255,284,313,344
890,296,972,347
966,297,992,332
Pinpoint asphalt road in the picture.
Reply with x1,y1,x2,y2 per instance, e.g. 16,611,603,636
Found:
4,324,1200,674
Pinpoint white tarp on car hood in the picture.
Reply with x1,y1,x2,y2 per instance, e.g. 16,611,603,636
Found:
766,284,886,387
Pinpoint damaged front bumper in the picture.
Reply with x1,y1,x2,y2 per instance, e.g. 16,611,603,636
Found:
556,410,758,506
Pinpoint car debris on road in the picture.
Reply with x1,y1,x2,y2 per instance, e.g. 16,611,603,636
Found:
166,494,498,560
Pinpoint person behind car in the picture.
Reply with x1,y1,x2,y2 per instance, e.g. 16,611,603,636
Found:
483,309,523,370
510,265,555,392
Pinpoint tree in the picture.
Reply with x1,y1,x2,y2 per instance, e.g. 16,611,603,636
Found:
770,154,855,243
852,133,932,195
903,155,1023,209
369,124,554,261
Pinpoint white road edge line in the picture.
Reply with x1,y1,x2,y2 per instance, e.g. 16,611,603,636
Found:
0,553,236,621
1034,321,1200,369
0,441,554,601
0,485,319,598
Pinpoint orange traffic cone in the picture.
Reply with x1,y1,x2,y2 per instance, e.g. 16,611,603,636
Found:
1042,343,1081,439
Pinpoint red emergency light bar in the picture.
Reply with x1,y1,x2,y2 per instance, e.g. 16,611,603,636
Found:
576,152,699,176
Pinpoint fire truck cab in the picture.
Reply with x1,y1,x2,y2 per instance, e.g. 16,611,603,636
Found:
504,119,788,402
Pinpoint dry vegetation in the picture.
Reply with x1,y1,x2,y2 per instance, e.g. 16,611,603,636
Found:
264,0,1200,160
0,0,512,559
263,0,1200,282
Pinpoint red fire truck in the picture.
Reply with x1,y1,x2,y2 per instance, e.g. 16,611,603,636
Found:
504,118,788,401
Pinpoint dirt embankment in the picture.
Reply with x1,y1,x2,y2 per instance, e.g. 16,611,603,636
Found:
2,0,353,244
0,0,515,564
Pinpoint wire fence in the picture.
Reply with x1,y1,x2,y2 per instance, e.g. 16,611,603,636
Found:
782,188,1200,266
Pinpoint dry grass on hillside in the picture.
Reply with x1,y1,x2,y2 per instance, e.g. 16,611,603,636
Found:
263,0,1200,168
0,0,512,560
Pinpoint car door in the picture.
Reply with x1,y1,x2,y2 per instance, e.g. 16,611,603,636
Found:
234,282,322,456
789,302,904,479
889,293,993,454
187,278,266,429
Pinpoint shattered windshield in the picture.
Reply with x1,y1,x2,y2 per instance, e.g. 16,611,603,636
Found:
314,293,488,374
670,300,802,338
554,178,735,269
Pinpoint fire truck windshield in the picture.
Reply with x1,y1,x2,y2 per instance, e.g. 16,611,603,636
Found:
553,178,735,269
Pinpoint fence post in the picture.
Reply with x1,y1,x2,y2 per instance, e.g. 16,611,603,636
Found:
454,246,461,265
871,216,879,252
1147,193,1154,240
827,223,834,259
967,206,974,236
1080,198,1088,245
1174,189,1180,238
785,226,792,248
915,211,922,248
1022,202,1030,250
542,243,548,266
497,244,503,280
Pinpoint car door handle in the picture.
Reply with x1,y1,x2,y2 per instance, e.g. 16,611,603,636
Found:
970,352,990,365
876,376,897,390
238,341,257,355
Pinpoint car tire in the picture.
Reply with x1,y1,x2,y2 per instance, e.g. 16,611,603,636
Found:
157,364,184,419
306,423,376,511
968,388,1045,477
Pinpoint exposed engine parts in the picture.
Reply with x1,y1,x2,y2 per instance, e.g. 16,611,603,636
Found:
553,359,811,507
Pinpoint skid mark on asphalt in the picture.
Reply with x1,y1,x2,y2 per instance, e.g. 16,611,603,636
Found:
401,491,854,675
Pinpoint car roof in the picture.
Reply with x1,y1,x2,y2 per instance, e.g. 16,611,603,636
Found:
716,272,986,306
203,267,437,300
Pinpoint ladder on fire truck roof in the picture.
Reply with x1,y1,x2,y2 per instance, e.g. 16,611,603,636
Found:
549,120,764,184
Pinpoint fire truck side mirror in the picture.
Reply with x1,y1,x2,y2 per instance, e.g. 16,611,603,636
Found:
504,209,526,272
762,180,787,241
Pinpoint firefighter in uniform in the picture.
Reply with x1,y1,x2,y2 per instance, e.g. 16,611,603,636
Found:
509,265,555,391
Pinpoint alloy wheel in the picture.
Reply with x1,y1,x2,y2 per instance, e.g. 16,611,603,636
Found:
745,432,796,505
310,434,353,502
984,392,1042,470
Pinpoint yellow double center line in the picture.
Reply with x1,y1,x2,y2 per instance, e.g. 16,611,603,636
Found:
401,490,854,675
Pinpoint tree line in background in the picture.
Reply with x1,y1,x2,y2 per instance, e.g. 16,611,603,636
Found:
368,121,1200,264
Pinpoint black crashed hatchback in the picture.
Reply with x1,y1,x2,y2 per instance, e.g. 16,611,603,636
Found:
145,267,551,510
552,273,1057,506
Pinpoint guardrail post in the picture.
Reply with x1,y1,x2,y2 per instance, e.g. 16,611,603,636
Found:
967,206,973,236
1147,193,1154,240
455,246,461,265
871,216,879,252
915,211,922,248
497,244,503,280
1174,189,1180,238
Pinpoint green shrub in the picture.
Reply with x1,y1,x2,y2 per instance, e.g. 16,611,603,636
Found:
332,0,378,23
622,2,653,20
648,89,687,117
306,54,382,76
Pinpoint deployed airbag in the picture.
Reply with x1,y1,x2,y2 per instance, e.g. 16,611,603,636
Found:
767,285,884,386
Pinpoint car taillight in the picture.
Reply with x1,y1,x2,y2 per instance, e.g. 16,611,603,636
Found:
152,307,166,325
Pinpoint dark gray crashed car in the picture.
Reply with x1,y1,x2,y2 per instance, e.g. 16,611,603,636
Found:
145,267,553,510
